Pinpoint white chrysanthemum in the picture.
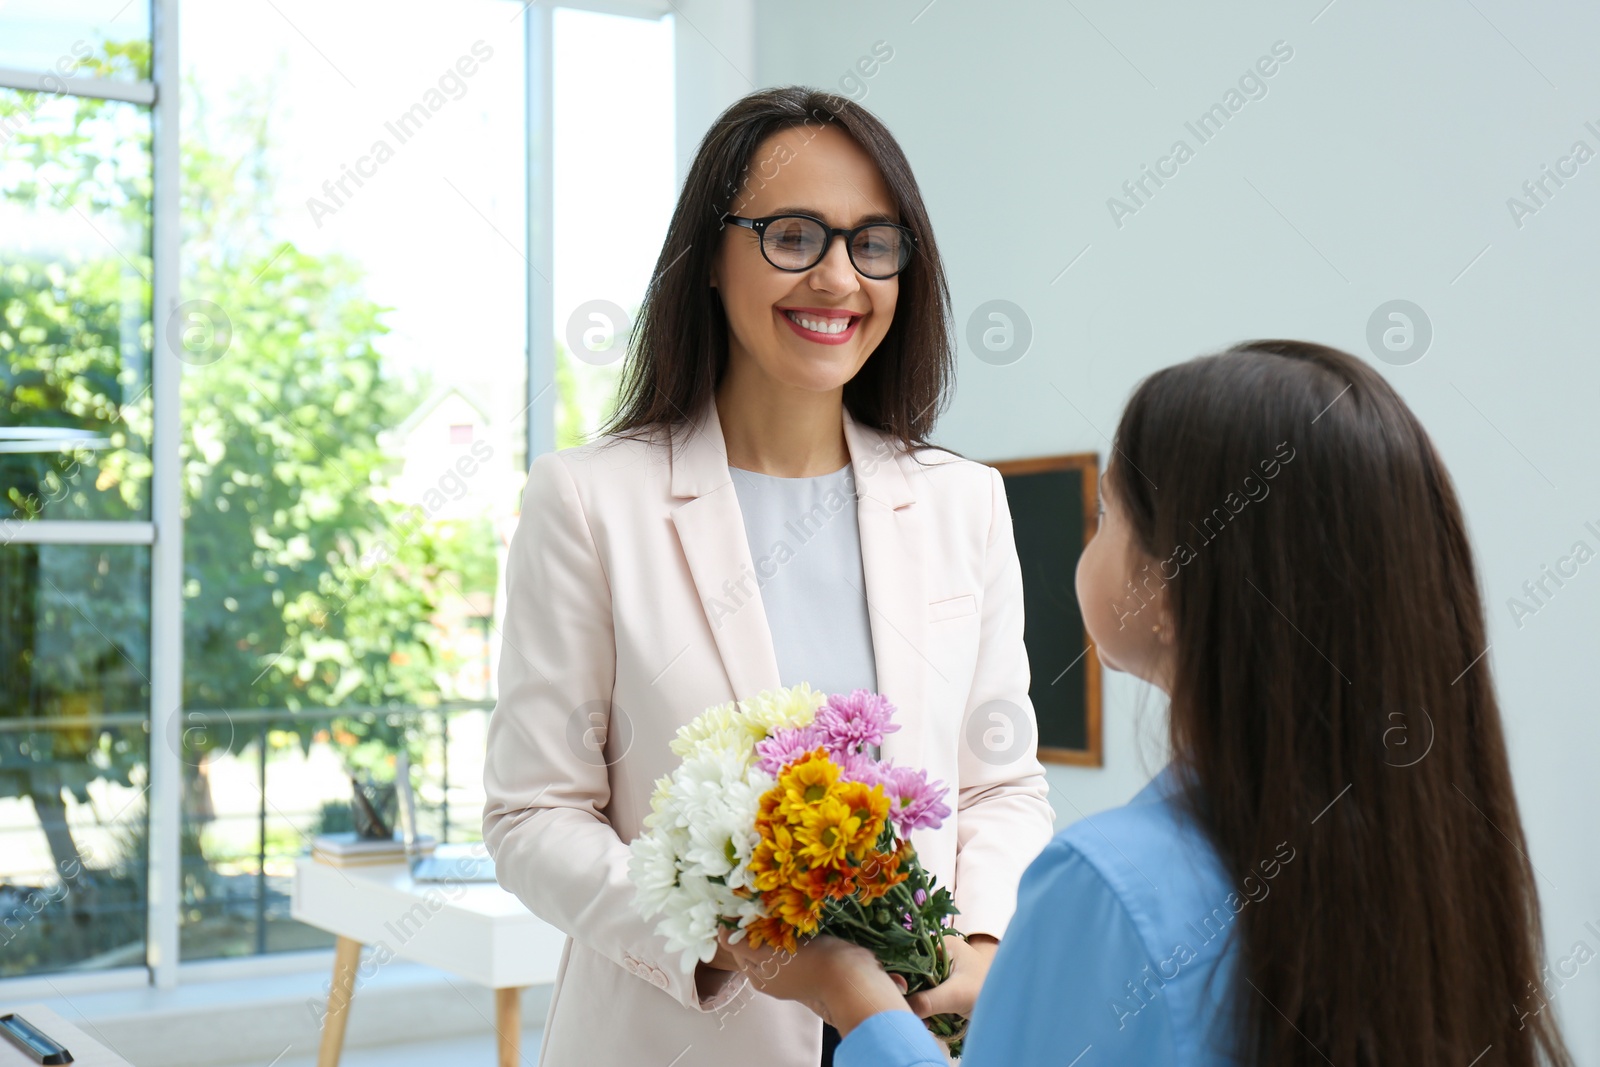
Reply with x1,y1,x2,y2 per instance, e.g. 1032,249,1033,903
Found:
681,770,767,881
726,893,769,944
641,773,676,830
657,875,747,972
657,891,721,972
650,745,740,838
627,830,681,919
678,739,750,791
724,769,772,891
643,784,691,836
630,689,823,970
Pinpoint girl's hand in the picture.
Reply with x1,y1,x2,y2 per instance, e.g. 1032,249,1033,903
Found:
904,933,998,1020
716,927,911,1036
693,940,743,1002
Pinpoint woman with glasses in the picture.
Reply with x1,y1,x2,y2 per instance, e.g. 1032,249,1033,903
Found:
481,85,1055,1066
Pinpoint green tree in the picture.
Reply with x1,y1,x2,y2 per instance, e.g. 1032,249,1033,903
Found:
1,53,500,972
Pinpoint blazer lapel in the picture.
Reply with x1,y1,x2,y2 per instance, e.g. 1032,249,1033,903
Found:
842,405,926,770
668,393,926,768
668,395,783,702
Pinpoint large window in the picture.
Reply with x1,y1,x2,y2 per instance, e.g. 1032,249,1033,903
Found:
1,3,157,982
174,0,529,964
551,7,675,445
1,0,677,985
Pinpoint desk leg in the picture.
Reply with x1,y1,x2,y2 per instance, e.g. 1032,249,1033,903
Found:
495,986,522,1067
318,936,363,1067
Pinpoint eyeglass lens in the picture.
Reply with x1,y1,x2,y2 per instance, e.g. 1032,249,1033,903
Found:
762,216,909,277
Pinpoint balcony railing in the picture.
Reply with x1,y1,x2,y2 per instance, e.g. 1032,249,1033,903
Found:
0,701,495,978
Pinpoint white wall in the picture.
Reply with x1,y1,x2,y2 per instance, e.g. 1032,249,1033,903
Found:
671,0,757,191
740,0,1600,1060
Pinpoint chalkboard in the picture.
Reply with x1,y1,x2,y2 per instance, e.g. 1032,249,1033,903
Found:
983,453,1102,766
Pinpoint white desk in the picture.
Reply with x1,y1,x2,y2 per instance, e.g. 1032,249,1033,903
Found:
291,853,566,1067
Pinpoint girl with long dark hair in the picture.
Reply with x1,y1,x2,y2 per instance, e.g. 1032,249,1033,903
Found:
724,340,1576,1067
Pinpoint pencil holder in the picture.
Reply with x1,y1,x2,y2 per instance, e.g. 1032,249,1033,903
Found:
350,775,398,840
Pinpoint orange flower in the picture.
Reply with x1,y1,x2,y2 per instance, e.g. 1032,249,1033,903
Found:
764,885,824,936
748,820,801,893
743,914,799,954
856,846,909,902
801,860,858,902
832,779,890,850
758,788,784,823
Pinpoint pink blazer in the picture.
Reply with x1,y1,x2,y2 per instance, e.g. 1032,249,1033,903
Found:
482,392,1055,1066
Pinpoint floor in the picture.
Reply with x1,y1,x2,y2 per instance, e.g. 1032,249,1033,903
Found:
235,1028,546,1067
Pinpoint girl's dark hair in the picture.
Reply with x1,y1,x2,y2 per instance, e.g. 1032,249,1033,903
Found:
1108,339,1572,1066
598,85,956,458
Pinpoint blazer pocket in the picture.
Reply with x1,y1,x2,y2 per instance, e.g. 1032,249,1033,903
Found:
928,593,977,622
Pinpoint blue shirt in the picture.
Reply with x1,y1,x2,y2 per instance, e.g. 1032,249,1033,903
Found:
838,764,1249,1067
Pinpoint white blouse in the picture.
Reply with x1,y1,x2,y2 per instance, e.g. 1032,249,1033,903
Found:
728,461,878,701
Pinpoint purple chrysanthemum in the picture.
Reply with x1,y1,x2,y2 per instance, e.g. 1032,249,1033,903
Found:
814,689,901,754
754,724,825,775
882,764,952,835
834,748,886,789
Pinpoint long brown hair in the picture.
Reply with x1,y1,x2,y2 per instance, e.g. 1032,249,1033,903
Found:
598,86,957,459
1108,340,1572,1066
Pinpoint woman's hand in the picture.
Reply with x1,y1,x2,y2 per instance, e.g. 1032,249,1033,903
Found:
904,933,998,1021
716,927,911,1037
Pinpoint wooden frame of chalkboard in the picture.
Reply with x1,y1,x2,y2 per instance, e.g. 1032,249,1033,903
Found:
983,452,1103,767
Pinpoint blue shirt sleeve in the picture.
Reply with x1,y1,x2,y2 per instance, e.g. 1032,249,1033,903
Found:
836,1010,947,1067
837,835,1177,1067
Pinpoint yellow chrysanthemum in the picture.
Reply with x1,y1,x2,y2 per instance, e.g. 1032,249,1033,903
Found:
765,884,824,935
832,779,890,851
641,775,672,831
744,914,800,954
668,685,825,761
741,683,826,741
758,786,784,823
748,819,801,893
796,794,863,868
667,699,748,758
776,749,839,822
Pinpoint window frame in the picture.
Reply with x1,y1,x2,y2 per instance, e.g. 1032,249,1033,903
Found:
0,0,717,1002
0,0,175,998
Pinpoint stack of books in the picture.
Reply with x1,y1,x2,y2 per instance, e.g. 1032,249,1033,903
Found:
311,831,437,868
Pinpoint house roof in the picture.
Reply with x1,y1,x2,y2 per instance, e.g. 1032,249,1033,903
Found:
389,383,494,441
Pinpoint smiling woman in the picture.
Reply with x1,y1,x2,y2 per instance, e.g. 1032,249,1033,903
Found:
481,85,1056,1067
604,86,956,465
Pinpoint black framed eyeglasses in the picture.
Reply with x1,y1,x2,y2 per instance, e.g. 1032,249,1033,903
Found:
722,213,916,279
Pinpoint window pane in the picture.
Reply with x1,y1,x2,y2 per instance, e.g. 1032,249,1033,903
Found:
0,543,151,979
0,88,152,524
552,9,675,446
0,0,152,81
177,0,526,962
175,704,489,959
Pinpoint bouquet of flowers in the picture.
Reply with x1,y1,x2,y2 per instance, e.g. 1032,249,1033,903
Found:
628,683,971,1054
